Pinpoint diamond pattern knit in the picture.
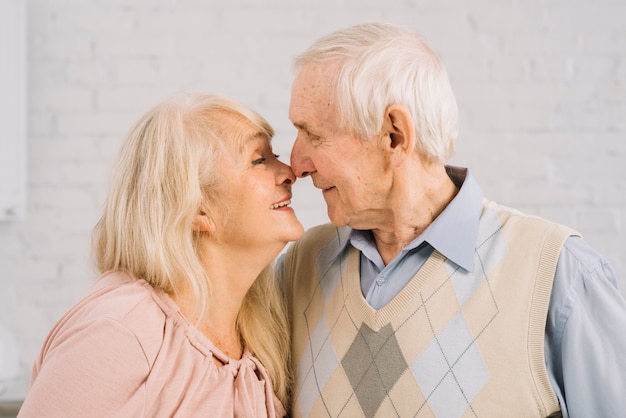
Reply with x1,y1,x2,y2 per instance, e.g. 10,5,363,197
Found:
285,202,574,417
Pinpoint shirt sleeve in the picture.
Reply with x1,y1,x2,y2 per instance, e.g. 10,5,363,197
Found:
545,236,626,418
19,318,151,418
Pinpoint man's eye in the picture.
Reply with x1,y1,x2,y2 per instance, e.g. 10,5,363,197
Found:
252,157,266,165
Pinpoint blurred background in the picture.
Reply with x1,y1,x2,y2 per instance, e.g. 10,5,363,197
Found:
1,0,624,406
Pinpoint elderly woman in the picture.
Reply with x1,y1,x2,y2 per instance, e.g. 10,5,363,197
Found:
18,93,303,417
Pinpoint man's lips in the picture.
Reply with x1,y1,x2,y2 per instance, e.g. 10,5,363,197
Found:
313,181,335,191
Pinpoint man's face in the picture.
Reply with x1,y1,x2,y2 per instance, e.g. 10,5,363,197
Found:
288,63,392,229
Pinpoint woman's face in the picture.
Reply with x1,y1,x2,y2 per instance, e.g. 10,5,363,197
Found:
211,127,304,253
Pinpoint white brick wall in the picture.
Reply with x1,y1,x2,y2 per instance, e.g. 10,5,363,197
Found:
1,0,624,398
0,0,27,222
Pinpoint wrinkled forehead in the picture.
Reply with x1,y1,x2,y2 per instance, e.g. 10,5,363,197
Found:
291,63,336,103
212,109,271,152
289,63,339,129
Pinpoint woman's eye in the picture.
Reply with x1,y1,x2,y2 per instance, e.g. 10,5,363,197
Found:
252,153,279,165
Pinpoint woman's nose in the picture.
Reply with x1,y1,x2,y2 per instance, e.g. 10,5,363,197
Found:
277,160,296,185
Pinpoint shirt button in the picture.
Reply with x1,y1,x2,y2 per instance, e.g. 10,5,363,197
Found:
376,276,386,286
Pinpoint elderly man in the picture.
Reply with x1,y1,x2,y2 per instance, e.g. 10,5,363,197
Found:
280,22,626,417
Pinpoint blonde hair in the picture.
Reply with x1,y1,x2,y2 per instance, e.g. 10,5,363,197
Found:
294,22,458,164
91,92,291,405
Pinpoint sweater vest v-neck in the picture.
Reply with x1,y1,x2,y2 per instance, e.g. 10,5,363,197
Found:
284,199,576,417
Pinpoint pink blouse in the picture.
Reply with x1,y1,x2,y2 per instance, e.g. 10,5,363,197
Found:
18,271,286,418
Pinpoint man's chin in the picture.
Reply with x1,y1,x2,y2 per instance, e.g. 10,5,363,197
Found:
326,209,348,228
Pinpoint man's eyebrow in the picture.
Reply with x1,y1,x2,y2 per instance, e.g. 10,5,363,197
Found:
293,121,309,132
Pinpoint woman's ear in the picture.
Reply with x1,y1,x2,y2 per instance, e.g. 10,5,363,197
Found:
192,212,215,233
381,104,415,167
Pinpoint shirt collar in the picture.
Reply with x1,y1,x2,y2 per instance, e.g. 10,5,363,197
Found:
339,166,482,272
421,166,482,272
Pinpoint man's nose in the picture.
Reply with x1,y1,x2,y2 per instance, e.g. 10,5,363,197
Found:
290,137,315,178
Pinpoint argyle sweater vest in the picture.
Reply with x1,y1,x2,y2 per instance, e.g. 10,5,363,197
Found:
283,200,577,417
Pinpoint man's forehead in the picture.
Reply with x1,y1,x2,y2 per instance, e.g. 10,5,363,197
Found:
290,64,335,124
292,63,333,96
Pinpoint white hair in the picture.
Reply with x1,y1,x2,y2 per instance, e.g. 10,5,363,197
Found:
294,22,458,163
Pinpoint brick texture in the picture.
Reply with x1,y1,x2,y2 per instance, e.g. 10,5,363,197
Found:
0,0,624,398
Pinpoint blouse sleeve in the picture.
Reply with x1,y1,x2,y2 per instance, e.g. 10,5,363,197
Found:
19,318,151,418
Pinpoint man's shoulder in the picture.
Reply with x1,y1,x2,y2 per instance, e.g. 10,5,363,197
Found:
292,223,343,251
283,223,348,275
482,198,579,238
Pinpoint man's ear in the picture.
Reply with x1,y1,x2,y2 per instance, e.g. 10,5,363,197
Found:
381,104,415,167
192,212,215,233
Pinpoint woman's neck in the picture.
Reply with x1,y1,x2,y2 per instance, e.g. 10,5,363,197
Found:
172,239,272,360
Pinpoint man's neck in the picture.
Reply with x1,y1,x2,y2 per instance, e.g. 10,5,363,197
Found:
370,164,459,265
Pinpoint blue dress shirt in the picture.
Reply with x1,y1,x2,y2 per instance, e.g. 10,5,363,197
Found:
346,168,626,417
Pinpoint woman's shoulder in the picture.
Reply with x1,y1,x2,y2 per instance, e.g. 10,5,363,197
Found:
83,271,175,322
48,271,176,361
